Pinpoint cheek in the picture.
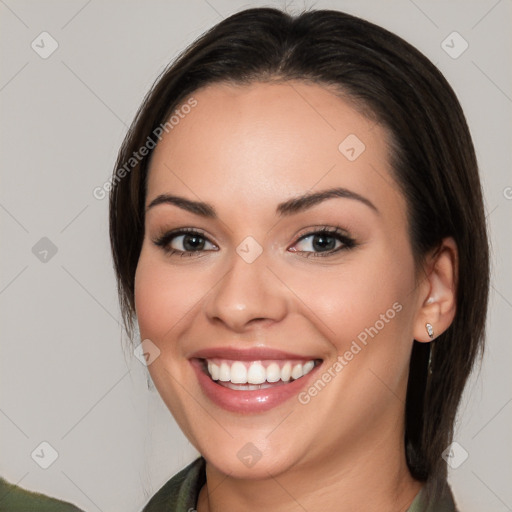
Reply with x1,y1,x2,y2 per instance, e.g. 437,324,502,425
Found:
134,248,193,343
134,254,165,340
284,252,415,347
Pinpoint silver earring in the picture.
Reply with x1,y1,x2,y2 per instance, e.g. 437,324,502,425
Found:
425,323,434,339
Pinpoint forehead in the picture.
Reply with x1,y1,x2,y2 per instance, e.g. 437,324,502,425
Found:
146,81,404,222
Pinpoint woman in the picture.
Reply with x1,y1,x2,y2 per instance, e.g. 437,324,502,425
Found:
109,7,489,512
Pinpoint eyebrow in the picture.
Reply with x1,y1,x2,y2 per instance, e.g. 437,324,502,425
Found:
146,187,379,217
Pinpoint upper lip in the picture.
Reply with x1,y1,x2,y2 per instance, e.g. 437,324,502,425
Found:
189,347,321,361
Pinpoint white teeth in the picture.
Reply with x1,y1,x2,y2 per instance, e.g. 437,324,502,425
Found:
266,362,281,383
207,361,220,381
206,359,317,385
303,360,314,374
247,362,267,384
281,362,292,382
210,362,220,381
291,363,303,380
230,361,247,384
219,362,230,382
221,382,276,391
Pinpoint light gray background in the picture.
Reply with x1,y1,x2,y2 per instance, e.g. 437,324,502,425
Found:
1,0,511,510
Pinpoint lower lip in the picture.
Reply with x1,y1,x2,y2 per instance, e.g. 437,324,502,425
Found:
190,359,321,413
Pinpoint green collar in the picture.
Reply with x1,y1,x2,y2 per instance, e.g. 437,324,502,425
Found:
142,457,458,511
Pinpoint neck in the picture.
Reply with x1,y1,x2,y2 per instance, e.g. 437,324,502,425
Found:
197,420,423,512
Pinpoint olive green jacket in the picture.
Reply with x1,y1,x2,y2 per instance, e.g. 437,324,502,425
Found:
0,477,84,511
0,458,459,511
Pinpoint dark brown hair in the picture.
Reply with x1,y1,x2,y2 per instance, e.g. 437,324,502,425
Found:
109,7,489,499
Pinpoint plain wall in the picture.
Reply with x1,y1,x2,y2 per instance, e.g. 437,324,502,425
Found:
1,0,511,510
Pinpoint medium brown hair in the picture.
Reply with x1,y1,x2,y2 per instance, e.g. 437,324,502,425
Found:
109,7,489,498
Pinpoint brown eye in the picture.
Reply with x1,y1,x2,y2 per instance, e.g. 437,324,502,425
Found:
154,229,217,256
174,233,207,251
290,228,356,257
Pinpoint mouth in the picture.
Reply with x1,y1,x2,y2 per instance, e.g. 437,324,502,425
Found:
201,358,320,390
189,348,323,413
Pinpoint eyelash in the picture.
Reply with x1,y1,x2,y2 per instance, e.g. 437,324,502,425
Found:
152,226,356,259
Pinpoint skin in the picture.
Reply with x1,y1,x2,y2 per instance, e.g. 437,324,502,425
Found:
134,81,457,511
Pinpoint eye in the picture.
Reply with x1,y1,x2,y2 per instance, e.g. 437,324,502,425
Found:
153,226,355,258
153,228,217,257
289,227,356,257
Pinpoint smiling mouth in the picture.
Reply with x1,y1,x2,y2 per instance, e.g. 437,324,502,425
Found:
199,358,322,391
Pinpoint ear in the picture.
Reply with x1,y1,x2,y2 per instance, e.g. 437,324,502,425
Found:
413,237,458,343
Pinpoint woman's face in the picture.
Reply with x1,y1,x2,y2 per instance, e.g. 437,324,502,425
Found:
135,81,424,478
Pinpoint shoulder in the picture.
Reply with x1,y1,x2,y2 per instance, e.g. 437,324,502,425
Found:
0,476,84,511
142,457,206,512
408,480,460,512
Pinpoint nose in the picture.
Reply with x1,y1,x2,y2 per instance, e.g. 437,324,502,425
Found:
203,246,288,333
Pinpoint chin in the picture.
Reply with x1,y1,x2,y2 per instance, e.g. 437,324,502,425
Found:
200,443,299,479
